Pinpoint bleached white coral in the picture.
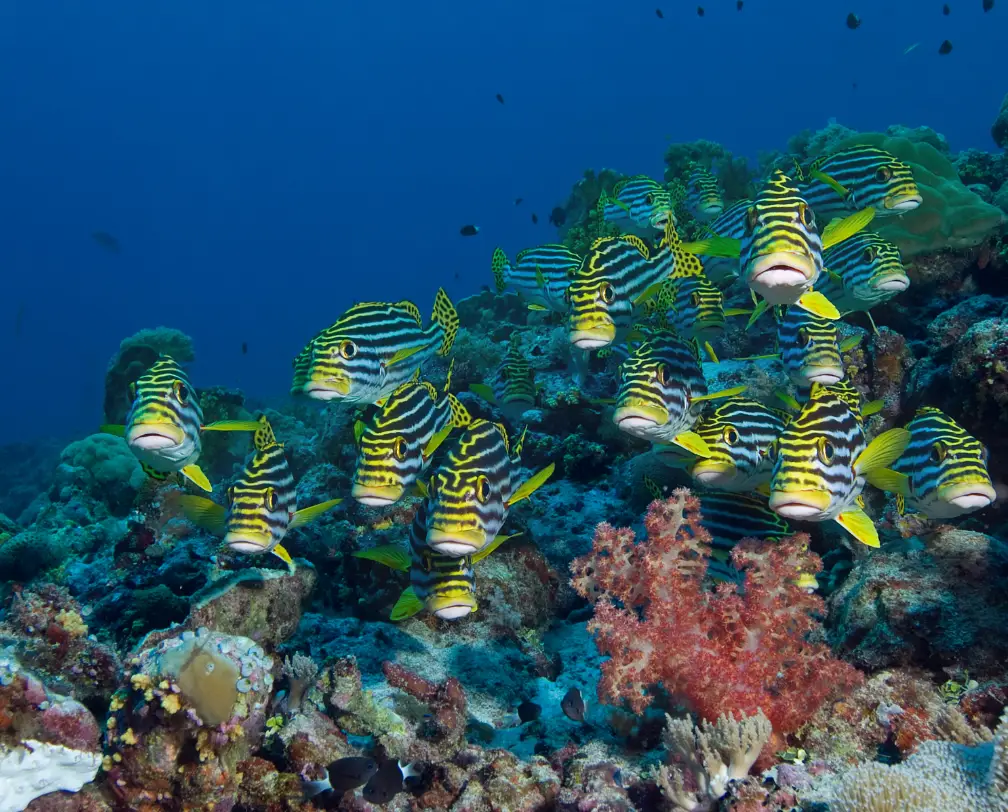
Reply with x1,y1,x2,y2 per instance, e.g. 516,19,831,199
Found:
0,739,102,812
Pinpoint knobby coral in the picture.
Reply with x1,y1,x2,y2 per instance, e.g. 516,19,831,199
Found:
570,490,862,735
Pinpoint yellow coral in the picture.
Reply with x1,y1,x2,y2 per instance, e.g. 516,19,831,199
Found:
54,609,88,638
109,693,125,712
130,673,151,691
119,728,137,746
161,693,181,714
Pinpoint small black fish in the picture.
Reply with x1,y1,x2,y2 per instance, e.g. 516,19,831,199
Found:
517,700,542,723
531,213,538,224
655,8,664,18
460,224,480,236
514,197,523,206
984,0,994,11
92,230,121,254
696,6,705,16
737,0,743,8
496,93,505,104
328,757,378,792
548,206,567,227
939,39,953,53
362,760,405,805
846,12,861,28
852,80,858,89
943,3,950,13
561,687,585,722
241,341,248,355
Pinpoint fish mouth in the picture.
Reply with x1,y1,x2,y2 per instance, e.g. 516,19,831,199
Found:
569,324,616,350
872,274,910,293
613,404,668,431
302,375,352,399
127,423,185,449
768,488,832,519
426,527,486,557
936,481,996,513
690,459,737,485
748,253,815,291
803,366,844,385
224,532,273,554
883,193,923,212
431,601,477,621
351,482,404,507
650,210,675,229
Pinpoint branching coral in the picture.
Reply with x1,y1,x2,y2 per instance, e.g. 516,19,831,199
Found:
281,652,319,712
570,490,862,735
659,710,772,812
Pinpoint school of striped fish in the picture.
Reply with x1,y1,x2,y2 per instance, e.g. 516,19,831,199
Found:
92,143,995,624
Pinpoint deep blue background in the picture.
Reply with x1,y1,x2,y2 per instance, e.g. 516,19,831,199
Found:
1,0,1003,444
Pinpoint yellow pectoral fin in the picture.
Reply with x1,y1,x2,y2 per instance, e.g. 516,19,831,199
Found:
534,264,546,287
633,280,665,307
181,465,213,493
671,431,712,459
354,420,366,446
527,303,548,312
100,424,126,437
469,383,498,404
854,428,911,475
864,468,911,497
290,498,343,529
272,543,295,572
387,345,424,368
390,587,425,621
839,335,862,352
745,299,770,330
821,207,875,250
754,482,771,497
692,385,747,403
811,169,850,200
412,479,429,499
703,342,719,364
862,399,885,417
352,544,411,572
423,423,454,460
473,531,522,563
201,420,261,432
178,495,228,535
835,508,880,548
723,308,752,317
507,463,556,507
774,390,803,412
796,291,841,320
680,237,742,258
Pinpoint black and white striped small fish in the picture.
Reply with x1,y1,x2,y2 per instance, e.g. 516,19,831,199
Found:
491,244,582,313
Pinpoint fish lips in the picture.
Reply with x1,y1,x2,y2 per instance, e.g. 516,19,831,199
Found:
747,253,815,297
127,422,185,450
568,324,616,350
768,488,832,519
351,481,405,507
431,600,477,621
935,481,996,515
426,527,486,557
801,365,845,386
302,375,352,399
224,531,274,554
872,273,910,293
689,459,739,486
883,193,923,212
613,404,669,433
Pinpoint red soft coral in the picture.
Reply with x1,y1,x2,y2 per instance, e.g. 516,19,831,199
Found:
570,489,862,735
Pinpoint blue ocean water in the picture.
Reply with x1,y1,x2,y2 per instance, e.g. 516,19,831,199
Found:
0,0,1002,444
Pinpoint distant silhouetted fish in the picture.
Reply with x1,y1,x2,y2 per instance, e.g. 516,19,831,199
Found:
549,207,566,227
514,197,523,206
241,341,248,355
939,39,953,53
943,3,951,14
737,0,743,9
846,12,861,28
984,0,994,12
561,687,585,722
531,213,538,224
696,6,705,16
496,93,504,104
517,700,542,722
460,225,480,236
92,231,120,253
655,8,664,18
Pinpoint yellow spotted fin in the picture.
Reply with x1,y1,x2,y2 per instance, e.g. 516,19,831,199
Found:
290,498,343,530
670,431,712,458
353,544,411,572
680,237,742,258
447,393,471,428
100,424,126,437
473,531,522,563
821,208,875,250
201,420,262,432
390,587,425,621
642,474,665,501
853,428,911,476
178,494,227,535
252,414,276,451
139,462,170,482
470,383,498,404
181,465,213,492
507,462,556,507
796,291,841,320
864,468,911,497
835,508,880,548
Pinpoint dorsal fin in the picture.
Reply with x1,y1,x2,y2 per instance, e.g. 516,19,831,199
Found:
395,300,423,326
254,414,277,451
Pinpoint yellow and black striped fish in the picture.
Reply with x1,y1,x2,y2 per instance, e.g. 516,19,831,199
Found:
491,244,581,313
684,398,790,492
888,407,995,519
352,501,517,622
794,146,922,219
597,175,674,235
767,382,910,547
470,334,537,422
657,272,743,346
613,330,744,454
698,199,751,287
818,232,909,329
423,420,554,557
775,380,883,425
351,365,472,507
101,356,259,492
179,415,342,568
683,165,725,222
291,289,459,405
567,219,693,351
777,307,845,387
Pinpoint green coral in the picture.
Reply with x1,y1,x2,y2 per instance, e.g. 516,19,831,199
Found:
59,433,145,514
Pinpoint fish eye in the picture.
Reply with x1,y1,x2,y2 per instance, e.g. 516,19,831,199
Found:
798,203,814,228
600,283,615,304
862,246,876,263
173,380,189,404
655,363,669,387
798,328,811,347
393,437,408,461
818,438,836,464
875,166,893,182
766,441,778,461
265,488,277,511
930,441,947,463
723,426,739,445
745,206,758,234
645,193,654,205
339,340,357,360
475,475,491,504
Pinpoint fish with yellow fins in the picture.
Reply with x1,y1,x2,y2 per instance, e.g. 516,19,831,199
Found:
179,414,343,569
597,175,675,236
353,501,518,621
291,289,459,406
100,355,260,492
491,244,582,313
766,382,910,548
422,420,554,558
351,364,471,507
469,334,538,422
682,164,725,222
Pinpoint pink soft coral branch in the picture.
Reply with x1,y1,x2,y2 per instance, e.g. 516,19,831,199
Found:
570,489,862,734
